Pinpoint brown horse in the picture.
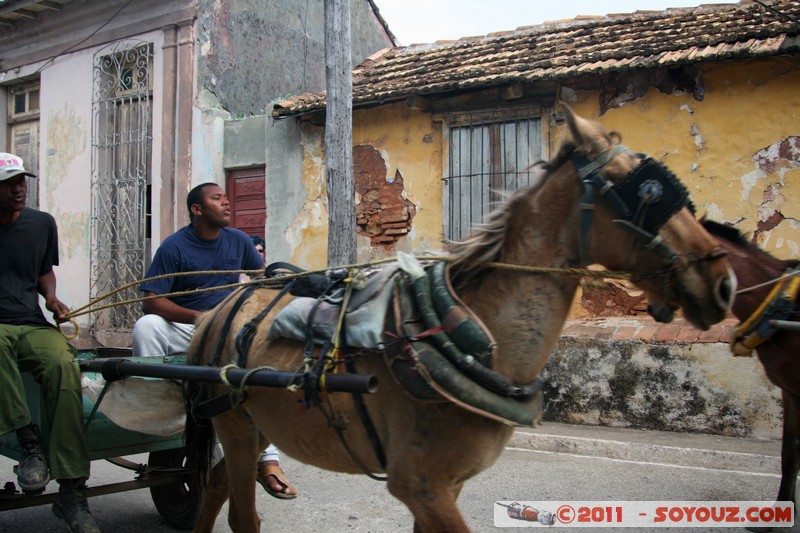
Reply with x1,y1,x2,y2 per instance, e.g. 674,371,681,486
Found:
185,107,735,533
701,220,800,516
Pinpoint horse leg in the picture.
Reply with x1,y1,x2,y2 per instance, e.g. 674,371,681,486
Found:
215,408,264,533
777,391,800,509
749,391,800,533
388,473,469,533
192,457,230,533
405,485,469,533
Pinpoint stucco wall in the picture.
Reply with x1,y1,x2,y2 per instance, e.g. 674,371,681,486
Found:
544,331,781,440
224,115,267,169
39,49,94,320
195,0,393,118
562,57,800,259
200,0,394,264
2,31,166,332
265,102,443,268
277,58,799,265
271,55,797,437
544,58,797,438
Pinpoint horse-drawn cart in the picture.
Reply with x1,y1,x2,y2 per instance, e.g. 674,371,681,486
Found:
0,346,377,529
0,348,200,529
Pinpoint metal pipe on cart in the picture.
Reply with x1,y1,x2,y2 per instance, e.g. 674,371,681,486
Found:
78,358,378,394
770,320,800,333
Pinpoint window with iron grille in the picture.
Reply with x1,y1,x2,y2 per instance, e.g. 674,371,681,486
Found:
442,107,544,242
90,42,153,337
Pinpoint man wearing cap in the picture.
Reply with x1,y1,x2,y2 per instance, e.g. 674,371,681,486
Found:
0,153,100,533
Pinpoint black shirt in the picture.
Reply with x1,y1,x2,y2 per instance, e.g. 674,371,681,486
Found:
0,208,59,327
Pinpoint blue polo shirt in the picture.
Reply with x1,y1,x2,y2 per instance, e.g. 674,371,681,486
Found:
140,225,264,311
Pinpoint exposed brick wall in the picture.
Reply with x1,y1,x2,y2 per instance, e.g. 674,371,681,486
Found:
353,144,417,248
579,281,650,317
561,317,738,345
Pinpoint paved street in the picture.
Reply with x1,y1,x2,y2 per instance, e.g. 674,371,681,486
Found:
0,423,795,532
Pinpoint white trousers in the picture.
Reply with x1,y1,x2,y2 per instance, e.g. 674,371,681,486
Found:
132,314,279,464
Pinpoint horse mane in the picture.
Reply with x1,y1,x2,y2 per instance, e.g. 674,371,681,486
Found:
449,142,577,289
701,218,752,247
702,217,800,270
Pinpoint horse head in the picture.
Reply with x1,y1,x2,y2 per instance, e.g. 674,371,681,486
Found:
453,105,734,333
563,106,735,330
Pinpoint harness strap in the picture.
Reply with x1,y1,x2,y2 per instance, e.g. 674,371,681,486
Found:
194,391,242,419
190,285,260,422
574,144,629,179
235,282,295,368
330,275,387,470
732,267,800,356
573,144,631,263
342,324,388,470
191,285,257,366
612,219,677,262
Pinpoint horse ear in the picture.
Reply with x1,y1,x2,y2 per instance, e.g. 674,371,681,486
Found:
561,103,608,157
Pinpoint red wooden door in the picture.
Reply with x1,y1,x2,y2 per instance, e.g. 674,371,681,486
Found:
226,166,266,239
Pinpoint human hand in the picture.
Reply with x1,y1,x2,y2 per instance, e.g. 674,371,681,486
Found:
45,296,70,323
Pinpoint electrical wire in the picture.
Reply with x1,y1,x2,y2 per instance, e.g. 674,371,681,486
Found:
753,0,799,22
32,0,134,75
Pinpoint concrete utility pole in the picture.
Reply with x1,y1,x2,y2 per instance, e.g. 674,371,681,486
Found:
324,0,356,267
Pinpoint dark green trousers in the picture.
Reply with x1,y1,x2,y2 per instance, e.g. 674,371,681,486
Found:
0,325,89,480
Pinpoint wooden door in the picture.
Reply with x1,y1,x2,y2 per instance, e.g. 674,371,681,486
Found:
226,166,266,239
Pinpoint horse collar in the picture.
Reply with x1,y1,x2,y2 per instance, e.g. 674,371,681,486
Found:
732,267,800,357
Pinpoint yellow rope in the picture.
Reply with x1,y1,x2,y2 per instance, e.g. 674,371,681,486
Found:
65,269,264,318
58,319,80,341
60,256,633,325
731,272,800,356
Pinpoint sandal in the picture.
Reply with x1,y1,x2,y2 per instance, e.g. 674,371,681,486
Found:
257,462,298,500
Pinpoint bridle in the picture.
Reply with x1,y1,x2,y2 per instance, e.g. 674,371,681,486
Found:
571,144,727,283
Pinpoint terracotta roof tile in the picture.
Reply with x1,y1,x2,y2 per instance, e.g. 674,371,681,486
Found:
273,1,800,118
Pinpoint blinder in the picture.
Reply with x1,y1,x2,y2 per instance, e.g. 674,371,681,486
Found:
572,145,692,264
612,156,691,235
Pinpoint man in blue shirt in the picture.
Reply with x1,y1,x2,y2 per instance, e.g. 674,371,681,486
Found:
132,182,297,499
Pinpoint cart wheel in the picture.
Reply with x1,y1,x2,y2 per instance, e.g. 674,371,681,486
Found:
148,448,199,529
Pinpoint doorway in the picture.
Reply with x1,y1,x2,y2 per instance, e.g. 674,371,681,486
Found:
226,166,266,239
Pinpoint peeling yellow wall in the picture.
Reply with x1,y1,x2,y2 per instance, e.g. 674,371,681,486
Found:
290,57,798,265
564,57,800,259
352,103,443,257
287,123,328,269
281,57,797,439
289,102,443,265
